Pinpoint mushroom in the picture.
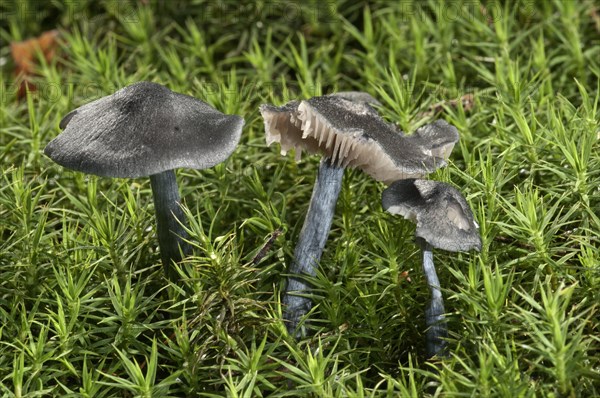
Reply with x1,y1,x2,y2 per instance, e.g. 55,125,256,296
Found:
382,178,481,358
260,94,459,335
44,81,244,280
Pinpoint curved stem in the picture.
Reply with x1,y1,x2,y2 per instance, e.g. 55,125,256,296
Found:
150,170,190,280
283,158,344,336
419,239,448,358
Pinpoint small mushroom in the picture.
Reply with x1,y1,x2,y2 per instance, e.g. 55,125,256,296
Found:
260,94,459,335
382,178,481,358
45,81,244,280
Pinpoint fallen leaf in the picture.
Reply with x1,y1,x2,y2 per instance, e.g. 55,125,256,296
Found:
10,30,60,99
590,6,600,33
399,270,412,283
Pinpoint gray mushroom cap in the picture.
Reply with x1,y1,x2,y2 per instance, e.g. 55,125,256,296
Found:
406,120,459,160
45,81,244,178
259,94,459,184
327,91,381,106
382,179,481,252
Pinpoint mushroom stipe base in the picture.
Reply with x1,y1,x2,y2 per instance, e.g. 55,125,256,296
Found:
283,159,344,337
420,240,449,358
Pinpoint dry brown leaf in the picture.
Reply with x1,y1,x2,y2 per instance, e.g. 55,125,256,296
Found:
590,6,600,33
10,30,60,99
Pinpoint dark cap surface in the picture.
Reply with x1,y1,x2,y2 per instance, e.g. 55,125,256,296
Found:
45,81,244,178
382,179,481,252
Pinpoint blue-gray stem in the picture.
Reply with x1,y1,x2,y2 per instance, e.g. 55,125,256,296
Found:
150,170,190,280
419,239,448,358
283,159,344,336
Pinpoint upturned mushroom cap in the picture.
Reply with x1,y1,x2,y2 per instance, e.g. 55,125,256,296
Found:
259,94,459,184
404,120,459,160
45,81,244,178
382,179,481,252
327,91,381,106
